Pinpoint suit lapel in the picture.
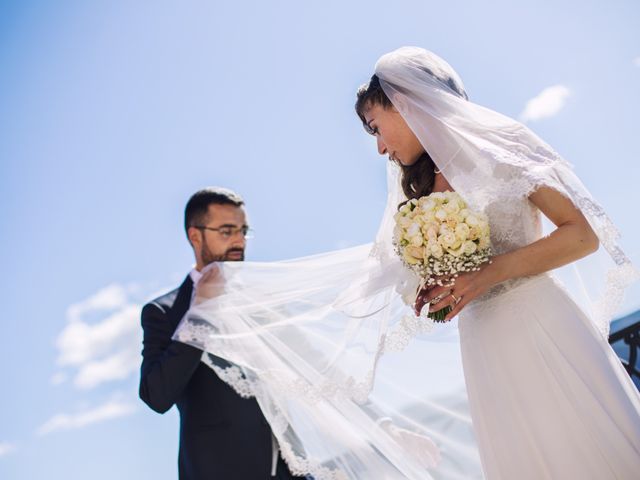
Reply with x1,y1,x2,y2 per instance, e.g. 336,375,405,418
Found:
169,275,194,329
172,274,236,370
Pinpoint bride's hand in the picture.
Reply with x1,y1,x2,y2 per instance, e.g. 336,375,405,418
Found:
193,263,224,306
415,261,497,321
413,274,455,317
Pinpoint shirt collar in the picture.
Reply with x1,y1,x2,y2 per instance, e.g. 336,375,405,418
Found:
189,267,202,286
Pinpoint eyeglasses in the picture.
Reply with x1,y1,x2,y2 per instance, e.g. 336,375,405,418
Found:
194,225,253,239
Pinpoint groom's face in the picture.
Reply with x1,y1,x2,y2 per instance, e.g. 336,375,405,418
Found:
190,204,248,269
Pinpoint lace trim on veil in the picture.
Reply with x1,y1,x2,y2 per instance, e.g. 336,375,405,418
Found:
201,350,370,480
187,303,445,480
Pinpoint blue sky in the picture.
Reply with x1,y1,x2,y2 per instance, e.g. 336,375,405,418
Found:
1,0,639,478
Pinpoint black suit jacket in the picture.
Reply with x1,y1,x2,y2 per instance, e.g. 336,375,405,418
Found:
139,275,298,479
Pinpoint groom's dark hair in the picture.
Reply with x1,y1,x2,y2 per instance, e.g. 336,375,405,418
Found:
184,187,245,237
355,75,437,202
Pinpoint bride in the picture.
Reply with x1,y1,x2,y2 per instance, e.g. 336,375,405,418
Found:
174,47,640,479
355,47,640,479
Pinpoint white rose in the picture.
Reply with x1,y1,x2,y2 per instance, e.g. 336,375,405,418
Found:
399,216,413,228
410,235,423,247
451,212,465,224
402,248,421,265
445,217,460,230
421,211,436,224
398,205,412,216
463,240,477,255
465,214,480,227
448,244,466,257
419,197,437,212
439,224,453,236
435,208,448,221
403,246,425,264
438,232,457,248
455,223,470,241
425,225,439,240
407,222,421,237
444,201,461,214
420,210,435,224
428,243,444,259
417,213,432,225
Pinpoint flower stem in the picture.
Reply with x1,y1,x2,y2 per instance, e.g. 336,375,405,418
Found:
428,306,452,323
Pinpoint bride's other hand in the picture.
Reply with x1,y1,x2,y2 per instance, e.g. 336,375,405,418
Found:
193,263,224,306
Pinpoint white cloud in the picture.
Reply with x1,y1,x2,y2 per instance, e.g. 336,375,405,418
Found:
0,442,16,457
634,56,640,67
520,85,571,122
50,372,68,386
56,304,141,367
66,284,128,323
37,400,136,436
53,284,144,390
74,347,140,389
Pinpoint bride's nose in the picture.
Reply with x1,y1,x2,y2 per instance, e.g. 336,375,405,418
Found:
377,136,388,155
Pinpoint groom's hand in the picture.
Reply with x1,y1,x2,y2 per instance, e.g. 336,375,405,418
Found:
193,263,224,306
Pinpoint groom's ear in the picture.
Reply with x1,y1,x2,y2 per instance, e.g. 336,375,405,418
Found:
187,227,202,249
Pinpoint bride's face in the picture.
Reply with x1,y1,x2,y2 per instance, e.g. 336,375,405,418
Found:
363,103,425,166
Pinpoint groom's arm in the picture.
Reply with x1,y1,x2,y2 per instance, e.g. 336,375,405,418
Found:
139,303,203,414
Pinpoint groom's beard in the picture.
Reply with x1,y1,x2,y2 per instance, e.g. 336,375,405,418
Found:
201,245,245,264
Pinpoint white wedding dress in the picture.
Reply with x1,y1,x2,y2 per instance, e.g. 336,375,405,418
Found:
458,194,640,479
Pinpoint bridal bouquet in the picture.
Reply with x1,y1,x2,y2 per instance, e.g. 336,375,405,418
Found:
394,191,492,322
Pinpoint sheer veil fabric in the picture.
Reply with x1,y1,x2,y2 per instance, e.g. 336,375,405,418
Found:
374,47,638,336
174,47,638,479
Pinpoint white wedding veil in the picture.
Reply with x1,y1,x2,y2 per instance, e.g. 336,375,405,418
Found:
173,47,637,479
374,47,638,336
175,173,482,478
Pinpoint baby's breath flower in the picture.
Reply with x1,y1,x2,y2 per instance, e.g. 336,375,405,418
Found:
393,191,492,322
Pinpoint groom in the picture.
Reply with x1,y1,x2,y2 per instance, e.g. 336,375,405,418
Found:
139,187,299,479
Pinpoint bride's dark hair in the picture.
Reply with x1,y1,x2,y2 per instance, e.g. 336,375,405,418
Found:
355,74,436,201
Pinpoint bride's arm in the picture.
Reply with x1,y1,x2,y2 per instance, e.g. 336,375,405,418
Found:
424,186,599,320
489,186,599,284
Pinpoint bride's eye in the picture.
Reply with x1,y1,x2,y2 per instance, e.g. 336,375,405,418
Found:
366,124,379,136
